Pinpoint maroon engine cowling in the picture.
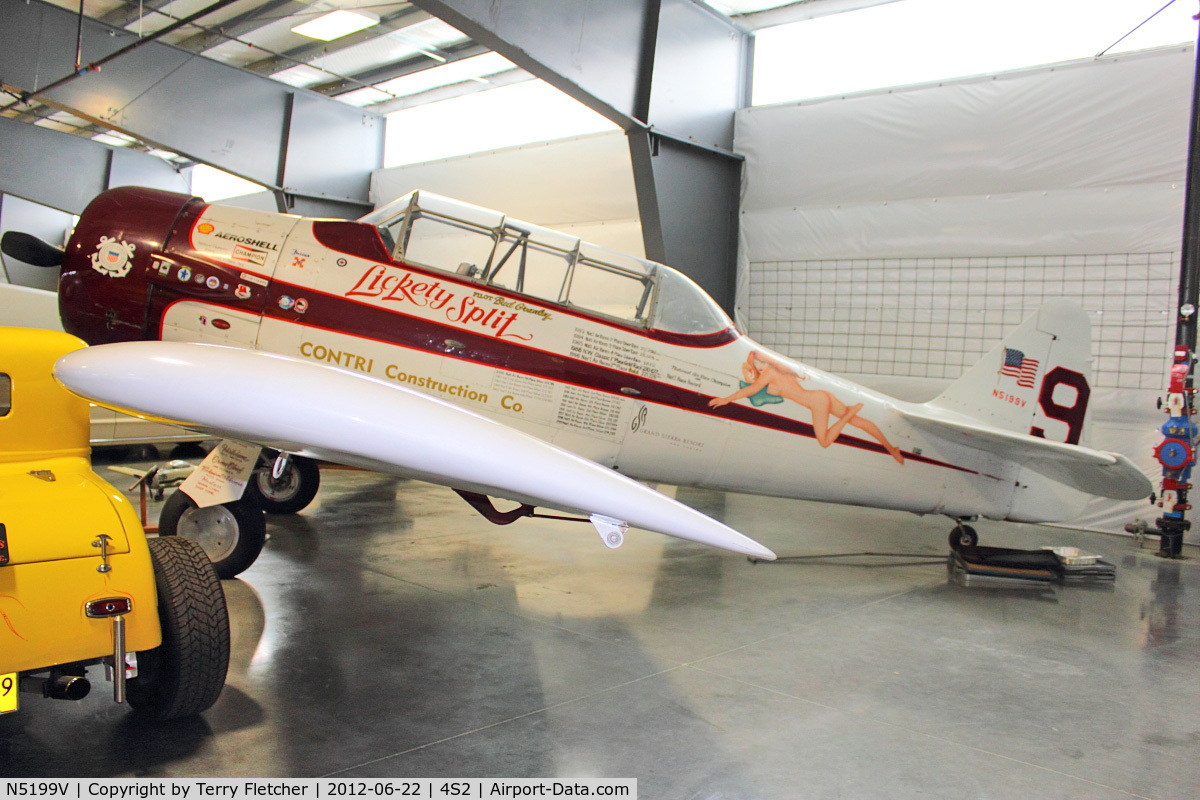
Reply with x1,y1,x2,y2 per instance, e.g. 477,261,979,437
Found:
60,186,200,344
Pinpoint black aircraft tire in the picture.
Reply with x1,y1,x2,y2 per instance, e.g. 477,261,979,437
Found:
949,524,979,550
246,456,320,515
126,536,230,720
159,489,266,579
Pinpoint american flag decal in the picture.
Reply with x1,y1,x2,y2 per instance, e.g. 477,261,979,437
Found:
1001,347,1039,388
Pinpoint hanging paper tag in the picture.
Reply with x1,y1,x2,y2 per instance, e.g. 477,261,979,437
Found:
180,440,262,508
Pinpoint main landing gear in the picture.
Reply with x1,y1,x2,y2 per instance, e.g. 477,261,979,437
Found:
159,490,266,579
245,452,320,515
948,519,979,550
158,450,321,579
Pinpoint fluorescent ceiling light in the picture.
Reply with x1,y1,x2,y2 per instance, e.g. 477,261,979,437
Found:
148,148,185,162
92,131,138,147
270,63,332,88
292,9,379,42
335,86,394,107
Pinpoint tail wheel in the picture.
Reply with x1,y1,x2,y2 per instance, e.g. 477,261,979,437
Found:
949,524,978,550
246,455,320,515
126,536,230,720
159,489,266,579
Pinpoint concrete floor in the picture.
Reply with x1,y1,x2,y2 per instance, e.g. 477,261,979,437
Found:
2,452,1199,799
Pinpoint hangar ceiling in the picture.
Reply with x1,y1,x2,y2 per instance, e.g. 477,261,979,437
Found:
0,0,853,163
0,0,890,307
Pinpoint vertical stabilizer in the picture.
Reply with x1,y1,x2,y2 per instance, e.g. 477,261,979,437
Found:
926,300,1094,445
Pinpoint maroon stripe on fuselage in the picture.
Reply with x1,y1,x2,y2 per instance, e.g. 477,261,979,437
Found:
258,282,976,475
310,219,738,349
152,226,971,474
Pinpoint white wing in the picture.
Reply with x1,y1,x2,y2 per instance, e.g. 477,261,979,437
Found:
54,341,775,560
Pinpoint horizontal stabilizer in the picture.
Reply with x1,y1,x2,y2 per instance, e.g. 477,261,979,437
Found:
54,341,776,560
901,407,1152,500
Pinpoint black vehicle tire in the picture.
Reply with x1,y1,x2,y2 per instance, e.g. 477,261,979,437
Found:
949,524,979,550
159,489,266,579
245,455,320,515
126,536,230,720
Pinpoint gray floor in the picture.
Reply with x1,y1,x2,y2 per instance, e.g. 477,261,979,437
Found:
2,454,1199,799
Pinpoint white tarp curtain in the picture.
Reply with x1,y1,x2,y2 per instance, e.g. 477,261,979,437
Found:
735,46,1195,541
737,47,1192,210
370,130,644,255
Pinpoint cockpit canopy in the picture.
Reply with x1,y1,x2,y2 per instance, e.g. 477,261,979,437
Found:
360,190,733,336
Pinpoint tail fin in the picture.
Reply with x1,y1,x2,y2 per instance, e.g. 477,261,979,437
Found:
927,300,1093,445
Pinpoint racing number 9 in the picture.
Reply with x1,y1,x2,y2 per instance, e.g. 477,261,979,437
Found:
1,676,12,697
1030,366,1090,445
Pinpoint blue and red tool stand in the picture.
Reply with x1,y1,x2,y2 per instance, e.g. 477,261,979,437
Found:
1151,345,1195,558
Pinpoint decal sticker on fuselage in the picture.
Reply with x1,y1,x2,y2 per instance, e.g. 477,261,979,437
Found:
343,264,539,342
189,205,298,280
90,236,136,278
708,350,907,465
232,244,269,267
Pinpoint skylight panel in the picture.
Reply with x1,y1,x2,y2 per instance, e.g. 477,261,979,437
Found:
34,119,82,133
386,17,469,56
335,86,394,107
47,110,91,127
92,131,138,147
304,31,431,77
190,164,265,201
270,64,333,88
383,79,619,167
372,53,516,98
148,148,186,163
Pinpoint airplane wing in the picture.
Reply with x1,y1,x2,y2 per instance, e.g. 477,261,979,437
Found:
900,405,1152,501
54,341,775,560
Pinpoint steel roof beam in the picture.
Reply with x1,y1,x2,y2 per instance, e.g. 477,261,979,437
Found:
0,116,188,214
410,0,749,311
0,0,383,217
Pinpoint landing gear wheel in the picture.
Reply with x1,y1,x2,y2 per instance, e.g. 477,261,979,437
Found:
949,524,978,550
246,455,320,515
126,536,230,720
159,489,266,579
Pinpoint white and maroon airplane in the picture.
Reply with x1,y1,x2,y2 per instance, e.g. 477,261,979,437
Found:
4,186,1150,576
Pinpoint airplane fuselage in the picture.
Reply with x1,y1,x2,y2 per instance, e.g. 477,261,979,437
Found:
56,187,1102,526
